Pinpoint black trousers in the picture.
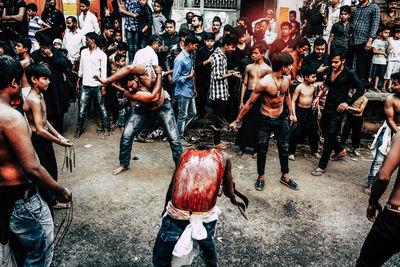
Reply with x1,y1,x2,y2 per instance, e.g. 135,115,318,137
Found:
289,106,319,154
340,113,363,149
318,109,344,169
346,43,373,85
257,113,290,176
357,208,400,267
208,99,228,145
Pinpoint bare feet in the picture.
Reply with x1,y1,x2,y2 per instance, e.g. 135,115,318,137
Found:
252,152,257,159
364,187,371,195
53,203,69,209
288,154,295,161
113,166,127,175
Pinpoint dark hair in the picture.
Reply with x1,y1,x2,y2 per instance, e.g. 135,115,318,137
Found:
0,43,16,57
329,50,346,61
196,144,213,150
97,38,107,49
234,25,246,37
300,65,317,77
165,19,175,27
66,16,77,24
85,32,99,45
289,10,297,16
252,43,267,54
391,72,400,82
271,52,294,72
224,24,234,34
204,32,215,41
0,55,23,90
212,16,222,24
117,42,129,51
295,37,310,49
280,21,292,30
35,32,52,47
186,11,194,17
193,15,203,25
185,34,200,46
154,0,164,7
26,3,38,11
292,21,300,31
25,63,51,86
394,27,400,34
221,34,237,46
387,0,398,4
314,37,327,48
179,28,191,38
340,5,351,15
149,34,163,45
103,22,114,30
80,0,90,7
17,37,32,53
114,53,126,62
377,26,390,35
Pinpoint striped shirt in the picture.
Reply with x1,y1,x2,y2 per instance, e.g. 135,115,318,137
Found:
28,16,43,42
209,47,229,101
350,2,380,45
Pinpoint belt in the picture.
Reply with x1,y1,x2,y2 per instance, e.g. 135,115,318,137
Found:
0,184,37,202
176,207,207,215
385,203,400,215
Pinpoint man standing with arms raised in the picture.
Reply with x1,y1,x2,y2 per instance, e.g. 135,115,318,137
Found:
231,52,298,191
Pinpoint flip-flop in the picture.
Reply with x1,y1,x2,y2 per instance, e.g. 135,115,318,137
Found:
53,203,70,209
311,169,326,176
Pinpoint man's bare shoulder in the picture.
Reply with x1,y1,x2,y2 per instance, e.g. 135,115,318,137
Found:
0,104,25,128
386,94,400,105
24,92,41,106
20,58,31,68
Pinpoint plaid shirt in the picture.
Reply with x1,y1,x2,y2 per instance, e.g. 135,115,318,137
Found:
350,2,380,45
124,0,140,32
209,47,229,101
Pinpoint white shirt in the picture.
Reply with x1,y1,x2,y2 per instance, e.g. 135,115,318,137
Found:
79,11,100,35
133,46,159,66
78,47,107,87
63,28,86,64
324,4,341,39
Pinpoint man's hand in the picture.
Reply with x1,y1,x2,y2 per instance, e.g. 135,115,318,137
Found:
337,102,348,112
187,69,195,79
101,87,106,96
312,97,320,110
153,65,163,74
317,64,328,73
365,40,373,50
94,75,107,86
239,102,244,110
107,43,117,51
367,203,382,222
289,115,297,125
56,188,72,203
75,83,80,93
232,71,241,78
43,48,53,57
168,74,173,84
230,121,238,131
59,137,73,147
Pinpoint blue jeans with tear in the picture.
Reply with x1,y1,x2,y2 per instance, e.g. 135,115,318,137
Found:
177,95,197,139
367,132,385,187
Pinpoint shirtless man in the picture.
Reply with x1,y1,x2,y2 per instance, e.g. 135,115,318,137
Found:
236,43,272,158
289,66,320,161
95,64,183,175
153,146,248,266
15,37,33,100
231,52,298,191
23,63,72,209
356,131,400,266
365,72,400,194
0,55,71,266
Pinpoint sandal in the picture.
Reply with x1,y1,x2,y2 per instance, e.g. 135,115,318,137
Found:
311,168,326,176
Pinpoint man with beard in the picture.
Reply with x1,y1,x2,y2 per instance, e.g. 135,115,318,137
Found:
159,19,180,70
302,37,329,82
380,0,400,34
211,16,223,41
231,53,298,191
311,51,364,176
192,15,206,46
63,16,85,65
179,11,194,32
41,0,66,40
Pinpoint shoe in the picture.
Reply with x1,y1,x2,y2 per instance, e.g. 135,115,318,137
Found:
280,177,299,190
96,127,104,134
288,154,295,161
182,140,192,147
103,130,110,138
74,131,81,139
330,150,347,161
353,149,360,157
255,179,265,191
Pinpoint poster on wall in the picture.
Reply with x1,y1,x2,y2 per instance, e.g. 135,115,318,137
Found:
63,0,78,16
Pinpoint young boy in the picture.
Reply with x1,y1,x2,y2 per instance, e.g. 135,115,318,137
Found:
152,0,166,35
15,37,33,100
138,0,153,48
328,5,353,55
23,63,72,209
383,28,400,91
26,3,51,52
289,66,320,160
365,72,400,195
339,91,368,156
371,27,391,92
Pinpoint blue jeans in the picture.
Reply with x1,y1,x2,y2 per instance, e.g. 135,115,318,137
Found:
9,193,53,267
77,86,110,132
126,30,140,62
119,99,183,168
177,95,197,139
152,216,218,267
367,132,385,187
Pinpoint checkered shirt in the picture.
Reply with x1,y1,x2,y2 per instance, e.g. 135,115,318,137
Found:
209,47,229,101
350,2,380,45
124,0,140,32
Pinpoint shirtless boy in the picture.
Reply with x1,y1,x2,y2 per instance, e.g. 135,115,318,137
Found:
236,43,272,158
95,64,183,175
0,55,71,266
15,37,33,100
231,52,298,191
356,131,400,266
23,63,72,209
365,72,400,194
289,66,320,161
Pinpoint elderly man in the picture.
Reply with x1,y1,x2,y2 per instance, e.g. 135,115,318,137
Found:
380,0,400,35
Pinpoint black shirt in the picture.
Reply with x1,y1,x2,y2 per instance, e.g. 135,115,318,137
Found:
159,32,179,69
193,30,206,47
269,38,297,61
302,52,329,81
41,8,66,40
304,3,326,36
3,0,27,38
195,46,214,84
231,45,251,73
324,66,364,110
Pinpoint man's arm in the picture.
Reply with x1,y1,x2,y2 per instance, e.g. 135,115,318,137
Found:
96,64,146,86
222,156,235,198
346,70,365,106
347,97,368,113
119,0,138,19
367,132,400,221
291,85,301,120
240,66,250,109
285,80,295,125
384,95,399,133
172,57,186,84
2,110,71,202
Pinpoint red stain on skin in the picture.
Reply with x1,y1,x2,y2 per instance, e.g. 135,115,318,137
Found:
172,148,225,212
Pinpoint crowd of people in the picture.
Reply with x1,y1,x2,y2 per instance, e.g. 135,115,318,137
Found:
1,0,400,265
